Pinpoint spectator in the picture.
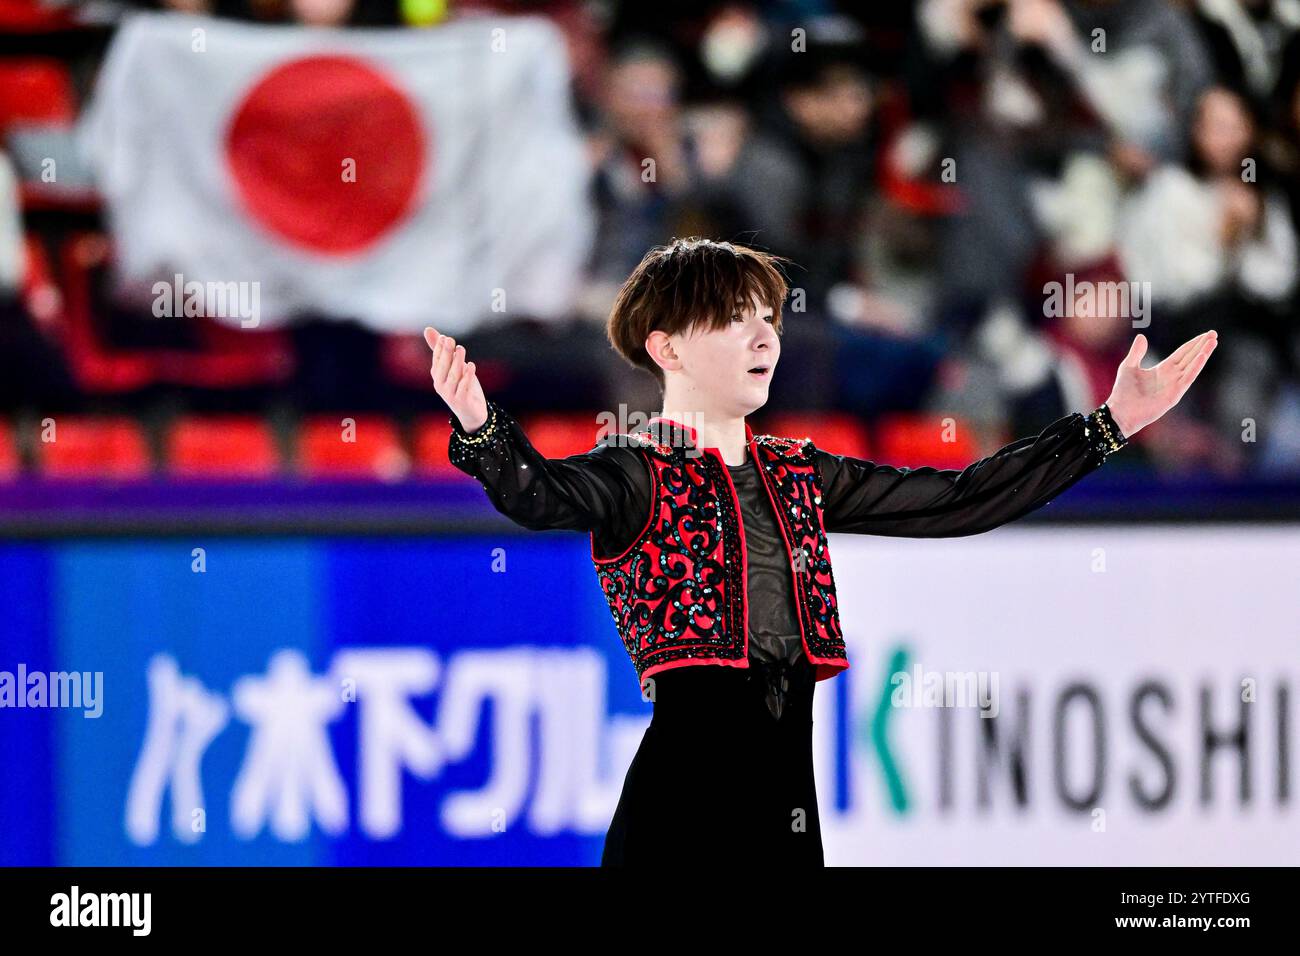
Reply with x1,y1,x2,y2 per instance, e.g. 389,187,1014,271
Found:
1186,0,1300,104
1118,84,1298,463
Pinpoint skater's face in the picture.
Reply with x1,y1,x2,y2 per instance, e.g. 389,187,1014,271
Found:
665,291,780,411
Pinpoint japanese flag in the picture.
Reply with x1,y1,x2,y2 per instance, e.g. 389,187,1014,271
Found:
82,11,595,333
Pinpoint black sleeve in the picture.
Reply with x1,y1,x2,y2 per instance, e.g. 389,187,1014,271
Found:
815,404,1127,538
447,398,653,555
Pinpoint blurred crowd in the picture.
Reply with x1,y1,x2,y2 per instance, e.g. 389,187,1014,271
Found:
4,0,1300,477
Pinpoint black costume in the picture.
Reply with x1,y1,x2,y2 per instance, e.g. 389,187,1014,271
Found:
448,400,1128,866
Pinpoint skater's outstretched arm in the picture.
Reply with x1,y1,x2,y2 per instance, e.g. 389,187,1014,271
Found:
425,327,650,544
816,331,1218,538
815,406,1118,538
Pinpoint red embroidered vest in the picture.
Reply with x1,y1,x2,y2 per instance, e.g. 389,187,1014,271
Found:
591,415,851,691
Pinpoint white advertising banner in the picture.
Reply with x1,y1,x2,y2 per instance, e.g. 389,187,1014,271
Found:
816,524,1300,865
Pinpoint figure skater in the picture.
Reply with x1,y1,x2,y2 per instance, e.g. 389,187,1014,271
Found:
424,237,1216,867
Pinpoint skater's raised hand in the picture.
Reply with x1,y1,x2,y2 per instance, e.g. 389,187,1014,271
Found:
424,326,489,433
1104,331,1218,439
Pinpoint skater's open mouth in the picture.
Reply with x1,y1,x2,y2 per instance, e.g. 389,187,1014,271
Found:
748,365,770,377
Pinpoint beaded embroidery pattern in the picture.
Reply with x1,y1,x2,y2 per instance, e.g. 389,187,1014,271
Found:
592,420,850,688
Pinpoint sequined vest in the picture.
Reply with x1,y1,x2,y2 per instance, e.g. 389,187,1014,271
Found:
591,415,851,691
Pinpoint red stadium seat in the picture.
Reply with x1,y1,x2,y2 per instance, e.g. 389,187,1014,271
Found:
299,416,408,479
872,413,982,470
757,412,872,460
0,1,79,32
412,414,465,478
0,58,76,135
0,419,19,478
34,416,152,478
519,411,607,458
166,416,280,478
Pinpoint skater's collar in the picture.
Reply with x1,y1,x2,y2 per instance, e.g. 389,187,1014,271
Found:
646,415,755,454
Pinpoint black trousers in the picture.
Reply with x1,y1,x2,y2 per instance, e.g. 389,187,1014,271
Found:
601,658,824,867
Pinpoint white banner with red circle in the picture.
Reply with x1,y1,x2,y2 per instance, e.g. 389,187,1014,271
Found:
82,11,594,333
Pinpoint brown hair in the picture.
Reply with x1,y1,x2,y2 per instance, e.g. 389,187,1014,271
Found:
606,237,791,391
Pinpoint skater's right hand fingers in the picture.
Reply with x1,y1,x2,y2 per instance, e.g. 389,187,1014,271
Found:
445,343,466,395
430,333,459,391
426,329,486,429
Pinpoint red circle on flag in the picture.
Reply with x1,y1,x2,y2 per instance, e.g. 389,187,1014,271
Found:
225,55,426,255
